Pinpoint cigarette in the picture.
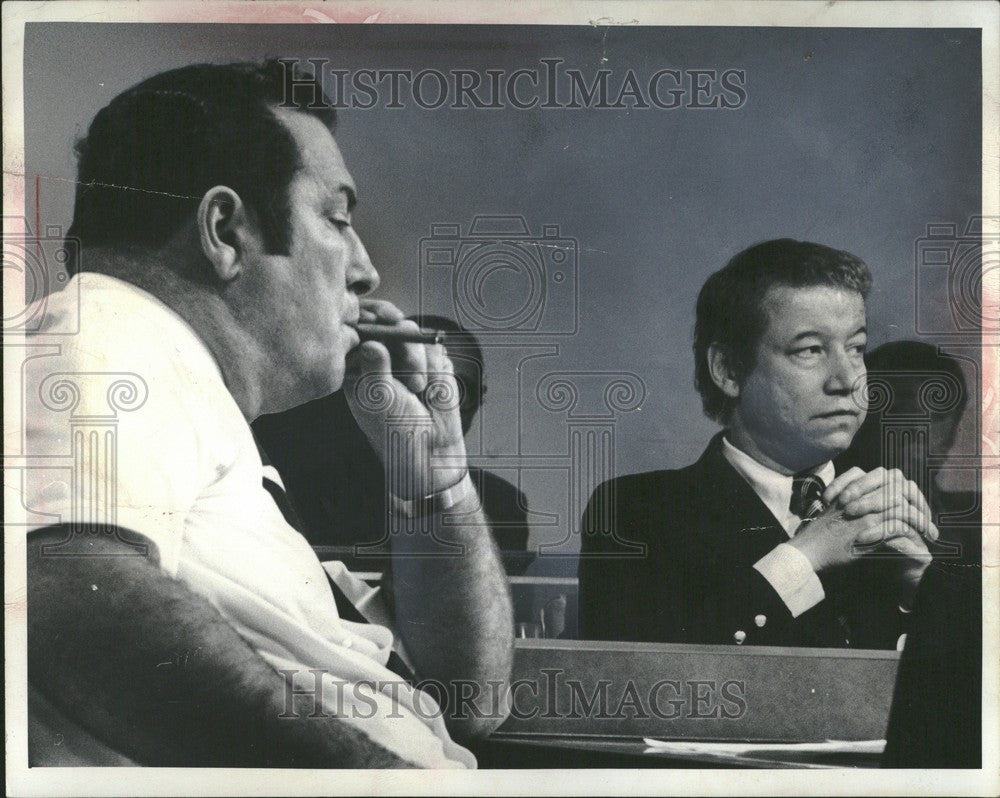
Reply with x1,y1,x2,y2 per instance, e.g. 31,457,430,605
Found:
353,323,444,345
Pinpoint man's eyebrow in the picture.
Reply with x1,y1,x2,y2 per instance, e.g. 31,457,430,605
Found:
788,325,867,343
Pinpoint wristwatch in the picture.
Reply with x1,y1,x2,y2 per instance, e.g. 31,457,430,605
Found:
388,471,475,518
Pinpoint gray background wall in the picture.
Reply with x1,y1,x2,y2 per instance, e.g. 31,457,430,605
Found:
24,24,982,567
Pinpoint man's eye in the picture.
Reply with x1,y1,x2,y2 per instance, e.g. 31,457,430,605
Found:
327,213,352,228
792,346,822,358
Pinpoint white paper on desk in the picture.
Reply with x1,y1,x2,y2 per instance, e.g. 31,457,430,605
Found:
642,738,886,756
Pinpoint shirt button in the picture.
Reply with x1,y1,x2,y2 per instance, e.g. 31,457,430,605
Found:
734,630,746,645
755,614,767,628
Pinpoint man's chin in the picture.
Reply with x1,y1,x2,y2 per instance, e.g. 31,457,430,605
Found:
271,373,345,415
808,431,854,462
309,372,345,404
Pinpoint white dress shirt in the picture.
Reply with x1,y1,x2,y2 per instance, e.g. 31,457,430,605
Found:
721,436,834,618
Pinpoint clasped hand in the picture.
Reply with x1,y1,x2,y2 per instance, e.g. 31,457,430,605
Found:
343,300,468,501
787,467,938,605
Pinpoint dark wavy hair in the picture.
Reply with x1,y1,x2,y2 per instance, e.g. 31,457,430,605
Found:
67,60,336,267
694,238,872,422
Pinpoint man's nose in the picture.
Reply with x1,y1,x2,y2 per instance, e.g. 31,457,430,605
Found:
346,228,380,296
825,349,863,394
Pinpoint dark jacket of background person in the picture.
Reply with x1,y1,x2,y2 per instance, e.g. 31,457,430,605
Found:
882,560,981,767
834,341,981,570
832,341,983,767
255,390,531,556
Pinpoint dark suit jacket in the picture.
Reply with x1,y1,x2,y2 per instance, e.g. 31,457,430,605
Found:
473,468,531,553
578,434,905,648
882,559,981,767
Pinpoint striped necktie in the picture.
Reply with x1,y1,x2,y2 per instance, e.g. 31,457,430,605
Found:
789,472,854,645
790,472,827,520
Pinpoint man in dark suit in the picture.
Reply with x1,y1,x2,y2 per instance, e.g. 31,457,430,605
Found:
579,239,939,648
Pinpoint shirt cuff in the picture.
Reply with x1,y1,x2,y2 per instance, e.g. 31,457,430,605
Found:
753,543,825,618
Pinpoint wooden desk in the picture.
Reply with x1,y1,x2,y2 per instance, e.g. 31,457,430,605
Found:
484,639,899,768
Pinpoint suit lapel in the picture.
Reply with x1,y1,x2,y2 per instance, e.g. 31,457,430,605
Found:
695,434,789,565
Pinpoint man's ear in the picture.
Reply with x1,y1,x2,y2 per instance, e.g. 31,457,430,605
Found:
197,186,252,283
707,343,741,400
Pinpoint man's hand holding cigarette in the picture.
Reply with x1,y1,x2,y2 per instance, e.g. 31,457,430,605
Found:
342,300,512,740
343,298,469,501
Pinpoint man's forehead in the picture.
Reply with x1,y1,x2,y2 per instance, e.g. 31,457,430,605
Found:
273,106,357,203
760,283,866,336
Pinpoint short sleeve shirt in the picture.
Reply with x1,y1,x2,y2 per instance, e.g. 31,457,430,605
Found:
24,273,473,768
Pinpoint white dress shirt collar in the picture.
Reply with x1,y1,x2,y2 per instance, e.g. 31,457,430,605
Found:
721,436,835,537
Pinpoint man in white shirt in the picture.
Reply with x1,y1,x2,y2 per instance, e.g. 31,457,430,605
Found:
25,60,512,767
579,239,938,648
